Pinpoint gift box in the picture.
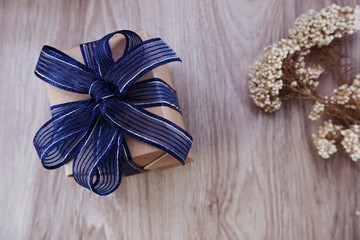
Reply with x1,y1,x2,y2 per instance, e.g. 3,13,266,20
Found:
34,30,193,195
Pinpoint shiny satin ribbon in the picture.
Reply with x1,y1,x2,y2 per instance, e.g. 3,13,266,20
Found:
33,30,193,195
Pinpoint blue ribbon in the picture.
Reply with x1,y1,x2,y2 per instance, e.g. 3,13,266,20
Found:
33,30,193,195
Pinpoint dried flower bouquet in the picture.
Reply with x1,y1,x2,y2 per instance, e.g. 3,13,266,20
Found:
249,4,360,161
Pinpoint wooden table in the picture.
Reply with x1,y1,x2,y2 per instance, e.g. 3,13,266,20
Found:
0,0,359,239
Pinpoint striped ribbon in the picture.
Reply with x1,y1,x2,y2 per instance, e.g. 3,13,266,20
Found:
33,30,193,196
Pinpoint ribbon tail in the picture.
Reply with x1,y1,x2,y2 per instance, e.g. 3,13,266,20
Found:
72,117,120,195
33,100,96,169
104,99,192,164
121,140,144,176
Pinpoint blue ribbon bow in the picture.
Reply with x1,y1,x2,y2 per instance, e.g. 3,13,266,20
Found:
33,30,193,195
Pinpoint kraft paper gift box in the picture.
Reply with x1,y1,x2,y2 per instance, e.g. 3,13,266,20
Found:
43,30,193,177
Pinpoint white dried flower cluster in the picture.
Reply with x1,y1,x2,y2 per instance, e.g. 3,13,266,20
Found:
330,74,360,109
302,65,323,88
288,5,360,48
248,39,295,112
312,120,342,158
310,75,360,160
341,125,360,161
290,57,324,89
309,101,325,120
249,4,360,113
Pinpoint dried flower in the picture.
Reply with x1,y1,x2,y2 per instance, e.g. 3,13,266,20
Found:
309,101,325,120
312,120,342,158
249,4,360,113
330,74,360,109
288,5,360,49
249,4,360,163
341,125,360,161
248,39,294,112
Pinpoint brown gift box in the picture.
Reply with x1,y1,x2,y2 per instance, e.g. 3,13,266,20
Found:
43,30,193,177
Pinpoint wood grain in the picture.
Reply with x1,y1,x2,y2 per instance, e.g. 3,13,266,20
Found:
0,0,359,239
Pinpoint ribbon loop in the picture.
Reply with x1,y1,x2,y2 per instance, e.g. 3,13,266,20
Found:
82,30,143,76
35,46,95,94
104,38,181,94
33,100,96,169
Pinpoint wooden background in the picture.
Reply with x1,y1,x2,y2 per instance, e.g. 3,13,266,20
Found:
0,0,359,239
